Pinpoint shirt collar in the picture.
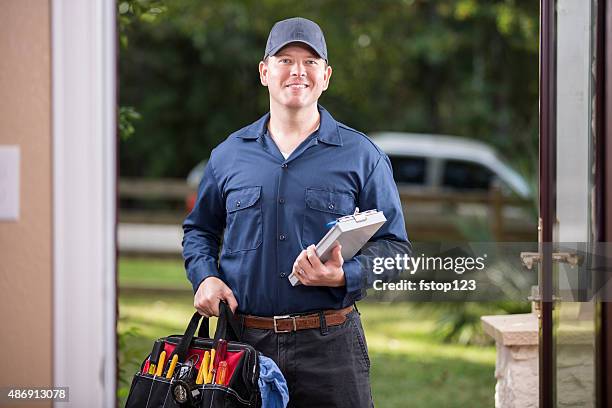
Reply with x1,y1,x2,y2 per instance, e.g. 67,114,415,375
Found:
237,105,343,146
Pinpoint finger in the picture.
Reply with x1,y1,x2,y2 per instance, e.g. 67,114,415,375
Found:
194,296,209,317
297,257,315,276
225,292,239,314
209,298,221,317
293,260,311,284
292,259,304,279
195,305,208,317
292,262,301,277
307,245,323,268
194,303,211,318
328,244,344,266
295,266,310,285
295,249,308,264
293,267,306,285
297,257,314,273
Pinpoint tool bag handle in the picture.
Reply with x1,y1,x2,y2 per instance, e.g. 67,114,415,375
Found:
172,301,241,363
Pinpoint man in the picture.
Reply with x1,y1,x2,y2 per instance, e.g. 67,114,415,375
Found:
183,17,410,407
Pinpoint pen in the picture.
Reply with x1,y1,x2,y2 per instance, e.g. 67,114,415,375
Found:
325,220,337,228
196,351,210,385
155,351,166,377
166,354,178,379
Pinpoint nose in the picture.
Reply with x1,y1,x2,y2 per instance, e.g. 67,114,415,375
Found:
290,61,307,77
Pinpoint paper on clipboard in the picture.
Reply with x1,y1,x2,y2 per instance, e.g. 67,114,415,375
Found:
289,209,386,286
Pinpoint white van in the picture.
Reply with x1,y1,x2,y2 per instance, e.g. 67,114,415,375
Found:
370,132,530,198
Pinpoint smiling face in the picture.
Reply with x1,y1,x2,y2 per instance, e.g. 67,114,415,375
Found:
259,43,332,111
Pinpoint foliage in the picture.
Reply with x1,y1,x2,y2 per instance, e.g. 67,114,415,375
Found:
117,0,166,142
117,322,142,403
118,0,167,48
119,0,539,178
426,212,534,345
119,106,142,140
116,3,165,401
427,301,530,345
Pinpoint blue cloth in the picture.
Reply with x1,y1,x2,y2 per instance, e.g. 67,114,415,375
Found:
257,355,289,408
183,105,411,316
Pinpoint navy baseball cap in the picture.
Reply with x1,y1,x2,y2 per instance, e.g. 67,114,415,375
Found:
264,17,328,62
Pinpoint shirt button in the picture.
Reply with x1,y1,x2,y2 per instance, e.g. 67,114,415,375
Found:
236,201,241,208
279,234,286,241
328,203,335,210
280,272,287,278
281,163,288,169
279,198,285,204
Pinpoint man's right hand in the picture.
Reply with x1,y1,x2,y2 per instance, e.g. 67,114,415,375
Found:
194,277,238,317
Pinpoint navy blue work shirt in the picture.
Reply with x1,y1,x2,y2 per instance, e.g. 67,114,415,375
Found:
183,105,410,316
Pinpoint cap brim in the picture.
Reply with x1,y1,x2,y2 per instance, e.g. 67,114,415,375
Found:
265,39,327,62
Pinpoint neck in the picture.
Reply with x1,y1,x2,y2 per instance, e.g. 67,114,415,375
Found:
268,101,320,142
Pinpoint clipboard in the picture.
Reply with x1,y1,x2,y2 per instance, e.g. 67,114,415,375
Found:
288,208,386,286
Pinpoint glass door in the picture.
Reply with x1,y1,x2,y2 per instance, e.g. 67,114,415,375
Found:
540,0,599,406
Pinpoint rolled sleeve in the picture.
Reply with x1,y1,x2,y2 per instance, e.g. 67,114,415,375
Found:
342,258,363,295
182,159,226,293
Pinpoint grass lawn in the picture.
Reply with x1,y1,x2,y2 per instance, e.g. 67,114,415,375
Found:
119,257,192,290
118,257,496,407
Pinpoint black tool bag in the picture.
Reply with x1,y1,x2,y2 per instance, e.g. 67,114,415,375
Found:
125,302,261,408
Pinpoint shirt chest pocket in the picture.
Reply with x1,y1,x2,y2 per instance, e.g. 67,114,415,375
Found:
302,188,356,247
225,186,263,253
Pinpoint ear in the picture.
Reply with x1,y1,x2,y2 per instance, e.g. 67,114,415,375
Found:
322,65,333,91
259,61,269,87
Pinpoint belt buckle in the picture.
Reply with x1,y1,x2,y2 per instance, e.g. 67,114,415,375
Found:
273,315,297,333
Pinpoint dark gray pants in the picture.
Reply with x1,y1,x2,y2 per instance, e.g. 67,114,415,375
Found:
240,309,374,408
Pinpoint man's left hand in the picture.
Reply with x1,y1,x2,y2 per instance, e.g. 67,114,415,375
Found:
293,244,346,287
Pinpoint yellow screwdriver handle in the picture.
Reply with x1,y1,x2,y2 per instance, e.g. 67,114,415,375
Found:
196,351,210,385
155,351,166,377
165,354,178,379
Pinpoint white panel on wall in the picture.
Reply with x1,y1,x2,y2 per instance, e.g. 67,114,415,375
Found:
0,146,19,221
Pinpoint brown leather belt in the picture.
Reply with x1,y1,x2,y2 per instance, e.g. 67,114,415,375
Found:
239,305,354,333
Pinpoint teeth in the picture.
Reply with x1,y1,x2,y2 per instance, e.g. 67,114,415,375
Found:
288,84,307,88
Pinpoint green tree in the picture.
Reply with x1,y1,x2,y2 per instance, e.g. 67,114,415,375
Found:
119,0,538,178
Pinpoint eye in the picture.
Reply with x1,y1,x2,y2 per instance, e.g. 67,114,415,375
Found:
306,59,318,65
280,58,291,64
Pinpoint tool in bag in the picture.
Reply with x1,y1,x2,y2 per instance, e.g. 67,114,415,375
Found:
125,301,261,407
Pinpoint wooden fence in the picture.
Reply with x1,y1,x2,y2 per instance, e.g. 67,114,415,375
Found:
119,178,537,242
119,178,191,224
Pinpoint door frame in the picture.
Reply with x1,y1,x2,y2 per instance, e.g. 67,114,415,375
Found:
538,0,556,406
599,0,612,406
51,0,117,406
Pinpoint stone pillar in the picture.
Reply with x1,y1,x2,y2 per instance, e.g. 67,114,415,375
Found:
482,314,539,408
